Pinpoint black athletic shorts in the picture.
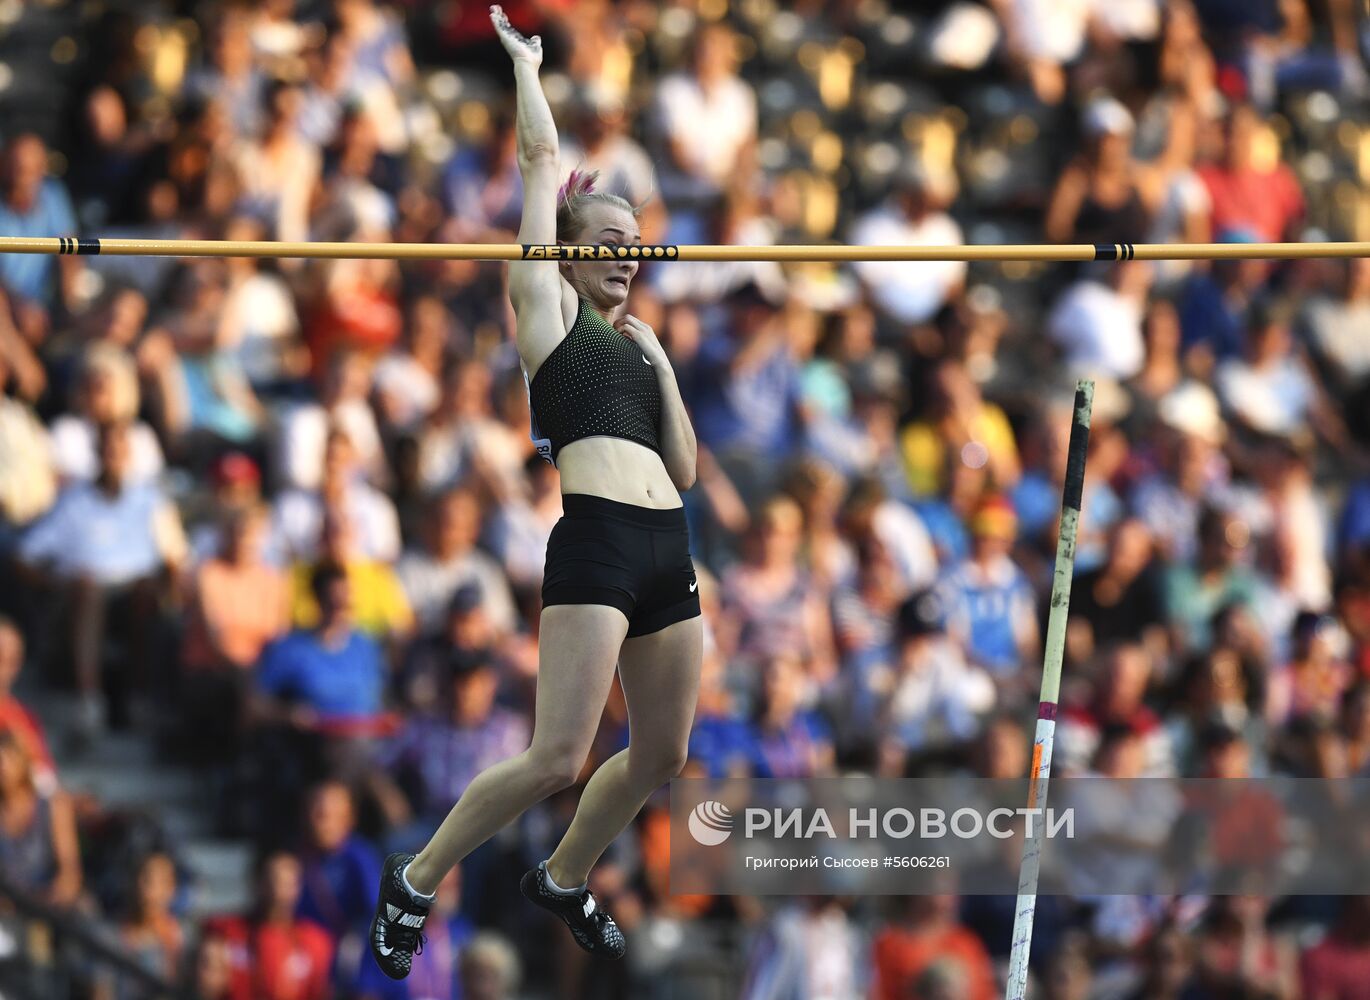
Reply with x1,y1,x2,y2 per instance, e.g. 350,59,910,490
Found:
542,493,702,637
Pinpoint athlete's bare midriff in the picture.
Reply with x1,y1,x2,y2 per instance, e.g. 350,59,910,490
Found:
554,436,683,508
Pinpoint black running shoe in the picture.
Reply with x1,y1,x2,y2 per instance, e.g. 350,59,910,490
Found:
520,860,626,959
370,852,431,979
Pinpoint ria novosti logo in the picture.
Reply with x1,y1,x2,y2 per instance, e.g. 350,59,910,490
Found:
686,803,1073,844
688,800,734,845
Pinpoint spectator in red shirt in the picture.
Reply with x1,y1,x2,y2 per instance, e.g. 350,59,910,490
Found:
204,849,335,1000
1198,104,1304,243
871,893,995,1000
1301,895,1370,1000
1056,641,1173,776
1194,895,1299,1000
0,617,55,795
189,934,234,1000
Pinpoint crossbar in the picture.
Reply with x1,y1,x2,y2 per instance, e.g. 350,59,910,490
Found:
2,236,1368,262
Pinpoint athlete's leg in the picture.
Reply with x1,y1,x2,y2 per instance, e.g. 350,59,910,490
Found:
404,604,629,894
545,613,703,888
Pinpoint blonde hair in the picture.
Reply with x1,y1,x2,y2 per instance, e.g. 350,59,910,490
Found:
555,168,639,243
759,494,804,534
459,932,521,993
79,343,140,421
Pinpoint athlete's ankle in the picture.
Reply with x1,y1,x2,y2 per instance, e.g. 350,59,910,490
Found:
401,856,439,900
543,859,588,894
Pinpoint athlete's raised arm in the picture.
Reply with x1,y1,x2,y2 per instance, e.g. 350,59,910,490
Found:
490,5,573,360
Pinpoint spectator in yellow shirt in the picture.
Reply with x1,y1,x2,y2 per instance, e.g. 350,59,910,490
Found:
289,507,413,640
899,359,1020,498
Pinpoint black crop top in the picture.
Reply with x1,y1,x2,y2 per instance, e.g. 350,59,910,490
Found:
525,298,662,464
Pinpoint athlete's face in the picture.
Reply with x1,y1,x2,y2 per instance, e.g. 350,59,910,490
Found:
565,204,640,310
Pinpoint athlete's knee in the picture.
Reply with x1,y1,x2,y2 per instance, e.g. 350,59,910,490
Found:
629,743,689,787
523,745,587,794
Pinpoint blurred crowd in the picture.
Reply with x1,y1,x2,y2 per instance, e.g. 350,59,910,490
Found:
1,0,1370,997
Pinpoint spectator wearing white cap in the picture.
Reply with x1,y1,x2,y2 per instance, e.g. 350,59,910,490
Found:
1128,380,1234,563
1045,95,1150,247
878,587,995,757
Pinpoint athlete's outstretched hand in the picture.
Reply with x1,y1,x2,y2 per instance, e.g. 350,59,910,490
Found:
615,314,671,370
490,5,542,67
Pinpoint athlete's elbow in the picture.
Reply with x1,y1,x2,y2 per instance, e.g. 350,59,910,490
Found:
518,142,558,169
670,461,697,491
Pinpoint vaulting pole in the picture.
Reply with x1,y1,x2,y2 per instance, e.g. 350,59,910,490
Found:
1003,381,1094,1000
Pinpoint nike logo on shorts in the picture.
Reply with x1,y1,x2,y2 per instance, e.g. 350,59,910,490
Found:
689,579,698,592
642,354,652,365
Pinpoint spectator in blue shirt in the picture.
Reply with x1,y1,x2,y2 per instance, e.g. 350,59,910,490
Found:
441,114,522,240
182,11,265,139
1177,245,1269,371
687,281,804,502
0,134,81,312
372,652,530,847
937,495,1039,698
256,563,387,727
744,653,836,778
16,419,184,740
295,778,384,994
1339,477,1370,560
254,562,391,781
372,650,528,928
911,445,982,568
